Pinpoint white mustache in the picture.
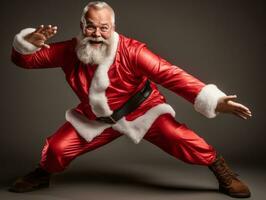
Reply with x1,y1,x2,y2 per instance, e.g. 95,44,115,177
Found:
81,36,109,45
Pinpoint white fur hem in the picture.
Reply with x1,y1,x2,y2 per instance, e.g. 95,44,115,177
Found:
65,103,175,144
194,84,226,118
13,28,40,55
88,32,119,117
65,109,112,142
112,104,175,144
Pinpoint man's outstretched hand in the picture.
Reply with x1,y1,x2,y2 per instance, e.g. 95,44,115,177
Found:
215,95,252,120
24,25,57,48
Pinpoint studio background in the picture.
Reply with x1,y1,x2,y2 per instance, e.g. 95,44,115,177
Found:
0,0,265,189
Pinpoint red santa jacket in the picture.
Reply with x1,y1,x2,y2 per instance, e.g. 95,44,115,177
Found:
12,28,225,143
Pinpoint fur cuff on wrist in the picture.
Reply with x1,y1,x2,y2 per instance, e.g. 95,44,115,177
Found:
194,84,226,118
13,28,40,55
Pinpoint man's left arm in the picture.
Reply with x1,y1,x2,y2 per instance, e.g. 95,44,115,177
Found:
134,46,251,119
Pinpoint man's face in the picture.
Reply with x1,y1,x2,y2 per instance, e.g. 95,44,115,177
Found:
82,7,114,48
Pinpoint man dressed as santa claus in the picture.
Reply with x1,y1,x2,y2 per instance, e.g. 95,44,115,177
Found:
10,1,252,198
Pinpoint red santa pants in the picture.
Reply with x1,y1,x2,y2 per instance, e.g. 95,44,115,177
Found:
39,114,216,173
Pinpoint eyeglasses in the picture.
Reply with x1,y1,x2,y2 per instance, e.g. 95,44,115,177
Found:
85,24,111,33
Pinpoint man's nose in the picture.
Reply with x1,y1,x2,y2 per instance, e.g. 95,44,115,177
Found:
92,28,101,37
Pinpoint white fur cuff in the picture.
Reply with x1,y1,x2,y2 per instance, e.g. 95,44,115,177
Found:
194,84,226,118
13,28,40,55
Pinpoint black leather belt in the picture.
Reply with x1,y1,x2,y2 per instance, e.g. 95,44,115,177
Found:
96,80,152,124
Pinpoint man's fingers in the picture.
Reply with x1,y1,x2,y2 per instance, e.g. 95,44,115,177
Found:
32,25,58,48
230,101,250,112
46,26,57,38
234,108,252,117
224,95,237,102
240,110,252,117
35,25,58,39
52,26,57,32
233,108,252,119
236,103,250,112
232,111,245,119
51,26,58,35
229,101,251,115
232,110,248,120
41,43,50,48
35,25,44,33
235,106,252,115
41,25,51,38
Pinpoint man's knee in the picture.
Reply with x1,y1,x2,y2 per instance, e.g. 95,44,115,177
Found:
40,121,85,173
46,138,66,159
44,122,76,161
40,135,71,173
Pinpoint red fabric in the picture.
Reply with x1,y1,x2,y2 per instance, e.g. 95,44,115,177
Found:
40,114,216,173
11,34,205,120
40,122,122,173
12,34,215,172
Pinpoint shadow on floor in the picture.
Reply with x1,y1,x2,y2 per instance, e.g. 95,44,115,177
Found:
52,168,219,194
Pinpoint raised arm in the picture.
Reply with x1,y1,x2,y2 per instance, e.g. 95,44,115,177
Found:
134,46,252,119
11,25,74,69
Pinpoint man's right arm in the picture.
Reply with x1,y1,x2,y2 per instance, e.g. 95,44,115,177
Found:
11,25,74,69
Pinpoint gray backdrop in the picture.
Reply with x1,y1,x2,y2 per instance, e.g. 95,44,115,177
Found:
1,0,265,182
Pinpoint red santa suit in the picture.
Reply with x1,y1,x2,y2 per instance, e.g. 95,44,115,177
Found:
12,28,226,173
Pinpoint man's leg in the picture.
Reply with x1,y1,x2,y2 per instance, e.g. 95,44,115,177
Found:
144,114,216,165
10,121,122,192
144,114,250,198
39,121,122,173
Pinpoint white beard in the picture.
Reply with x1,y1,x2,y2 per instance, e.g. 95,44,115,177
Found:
75,32,114,65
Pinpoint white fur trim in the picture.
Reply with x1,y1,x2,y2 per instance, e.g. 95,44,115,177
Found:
112,104,176,144
194,84,226,118
65,109,111,142
88,32,119,117
13,28,41,55
65,103,175,144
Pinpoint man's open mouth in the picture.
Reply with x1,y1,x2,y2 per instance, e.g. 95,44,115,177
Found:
89,40,104,45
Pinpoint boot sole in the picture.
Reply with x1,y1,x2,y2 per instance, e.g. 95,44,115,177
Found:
8,182,50,193
219,187,251,198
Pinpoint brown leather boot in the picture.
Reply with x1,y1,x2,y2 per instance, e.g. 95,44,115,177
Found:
209,155,251,198
9,166,51,193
